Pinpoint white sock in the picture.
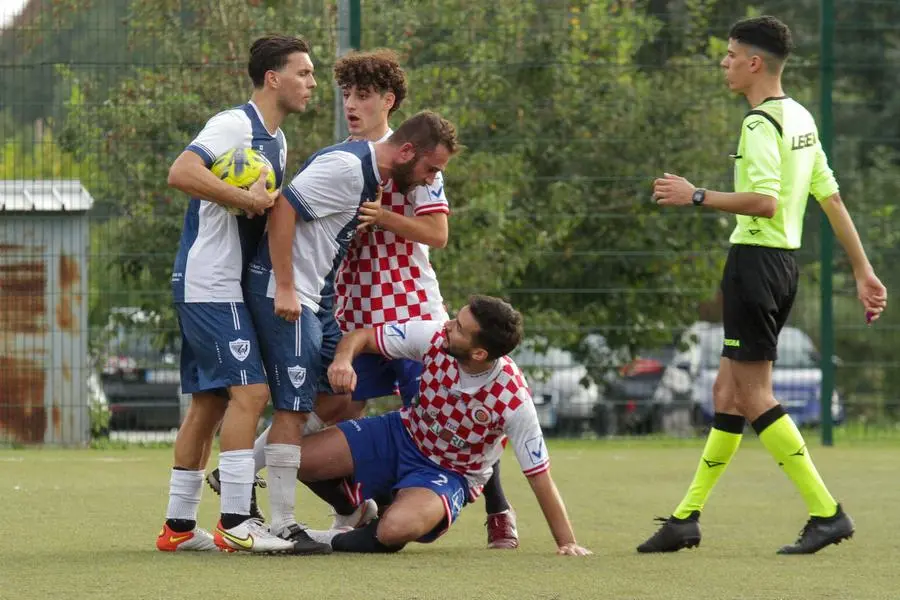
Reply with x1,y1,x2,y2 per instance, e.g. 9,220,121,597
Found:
265,443,301,534
165,468,203,522
303,412,325,436
218,449,254,518
252,425,271,475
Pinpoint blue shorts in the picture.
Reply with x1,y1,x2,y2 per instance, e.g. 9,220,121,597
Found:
337,411,468,543
175,302,267,395
351,354,422,406
246,293,341,413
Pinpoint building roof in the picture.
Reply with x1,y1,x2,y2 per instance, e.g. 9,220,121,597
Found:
0,180,95,212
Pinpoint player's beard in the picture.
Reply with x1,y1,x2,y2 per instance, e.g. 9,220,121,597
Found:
391,155,418,195
444,344,470,361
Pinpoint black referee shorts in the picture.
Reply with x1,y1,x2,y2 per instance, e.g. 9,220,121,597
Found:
720,244,798,362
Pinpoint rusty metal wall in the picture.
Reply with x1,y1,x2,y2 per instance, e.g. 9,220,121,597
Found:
0,214,90,445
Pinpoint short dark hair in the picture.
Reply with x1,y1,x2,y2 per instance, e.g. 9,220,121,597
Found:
467,295,524,360
334,49,408,116
389,110,461,156
728,16,793,61
248,35,311,88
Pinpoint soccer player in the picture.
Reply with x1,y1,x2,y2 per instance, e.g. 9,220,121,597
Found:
243,110,461,547
156,35,317,554
639,16,887,555
295,296,591,556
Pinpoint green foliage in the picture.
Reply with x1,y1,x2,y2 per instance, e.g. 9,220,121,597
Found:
19,0,895,386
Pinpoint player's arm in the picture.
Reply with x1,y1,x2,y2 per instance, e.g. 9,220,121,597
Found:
527,471,589,556
328,329,380,393
167,112,275,215
269,193,300,321
654,117,780,218
504,401,591,556
365,211,449,248
812,147,888,320
358,173,450,247
328,321,443,393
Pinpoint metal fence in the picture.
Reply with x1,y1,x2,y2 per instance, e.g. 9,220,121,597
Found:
1,0,898,445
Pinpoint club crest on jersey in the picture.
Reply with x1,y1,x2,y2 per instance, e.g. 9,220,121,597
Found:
470,403,491,426
287,366,307,389
229,339,250,362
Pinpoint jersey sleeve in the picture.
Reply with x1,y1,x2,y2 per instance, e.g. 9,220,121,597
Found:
282,152,365,222
374,320,443,362
741,115,782,200
503,397,551,478
810,144,840,202
411,171,450,216
185,110,250,167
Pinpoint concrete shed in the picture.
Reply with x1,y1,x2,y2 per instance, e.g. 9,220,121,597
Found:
0,180,94,445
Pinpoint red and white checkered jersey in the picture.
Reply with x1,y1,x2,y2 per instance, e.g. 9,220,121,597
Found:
375,320,550,498
334,171,449,332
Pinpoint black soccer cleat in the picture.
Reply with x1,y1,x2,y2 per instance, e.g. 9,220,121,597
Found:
777,504,854,555
637,511,702,553
276,522,333,555
206,468,267,523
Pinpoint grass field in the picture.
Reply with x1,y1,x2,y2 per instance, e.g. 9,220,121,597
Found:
2,437,899,600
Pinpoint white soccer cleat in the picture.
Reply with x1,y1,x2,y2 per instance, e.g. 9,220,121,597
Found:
331,498,379,530
156,524,218,552
213,518,297,554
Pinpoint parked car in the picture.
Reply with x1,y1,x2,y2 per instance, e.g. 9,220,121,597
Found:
601,346,677,435
98,308,182,431
654,322,843,429
511,341,601,436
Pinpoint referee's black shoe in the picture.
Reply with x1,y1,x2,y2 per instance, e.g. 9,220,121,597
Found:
777,504,854,555
636,511,701,553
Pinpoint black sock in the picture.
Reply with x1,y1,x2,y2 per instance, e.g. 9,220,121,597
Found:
219,513,249,529
301,478,358,516
483,461,510,515
165,518,196,532
331,519,405,553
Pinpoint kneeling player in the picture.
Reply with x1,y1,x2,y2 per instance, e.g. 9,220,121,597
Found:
298,295,591,556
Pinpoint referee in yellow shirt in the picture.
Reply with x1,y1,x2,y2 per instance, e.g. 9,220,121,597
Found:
640,15,887,555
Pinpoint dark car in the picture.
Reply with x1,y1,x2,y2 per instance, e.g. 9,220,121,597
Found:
588,346,675,436
99,308,182,431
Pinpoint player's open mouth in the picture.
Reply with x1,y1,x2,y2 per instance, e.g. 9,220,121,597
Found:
346,115,360,126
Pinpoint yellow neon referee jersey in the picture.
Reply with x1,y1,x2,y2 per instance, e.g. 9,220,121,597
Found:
729,96,840,249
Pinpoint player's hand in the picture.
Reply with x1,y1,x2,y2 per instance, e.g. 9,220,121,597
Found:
327,359,357,393
247,166,279,216
652,172,696,207
356,185,384,232
556,543,592,557
274,285,301,322
856,270,887,324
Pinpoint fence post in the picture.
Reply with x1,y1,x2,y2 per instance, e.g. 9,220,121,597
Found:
334,0,362,142
819,0,835,446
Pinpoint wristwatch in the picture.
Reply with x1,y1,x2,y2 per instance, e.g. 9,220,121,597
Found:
691,188,706,206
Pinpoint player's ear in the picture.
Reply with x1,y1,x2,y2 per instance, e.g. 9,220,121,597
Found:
382,91,396,114
265,69,279,89
398,142,416,163
471,347,489,363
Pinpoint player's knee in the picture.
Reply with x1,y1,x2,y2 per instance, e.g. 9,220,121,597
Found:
228,383,269,413
376,511,425,547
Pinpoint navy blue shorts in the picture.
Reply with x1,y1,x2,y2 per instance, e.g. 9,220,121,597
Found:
175,302,266,395
246,293,341,413
351,354,422,406
337,412,468,543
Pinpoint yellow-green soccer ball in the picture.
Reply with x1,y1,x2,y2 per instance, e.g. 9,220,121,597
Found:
210,147,277,215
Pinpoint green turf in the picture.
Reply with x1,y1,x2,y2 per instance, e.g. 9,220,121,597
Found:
2,438,898,600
